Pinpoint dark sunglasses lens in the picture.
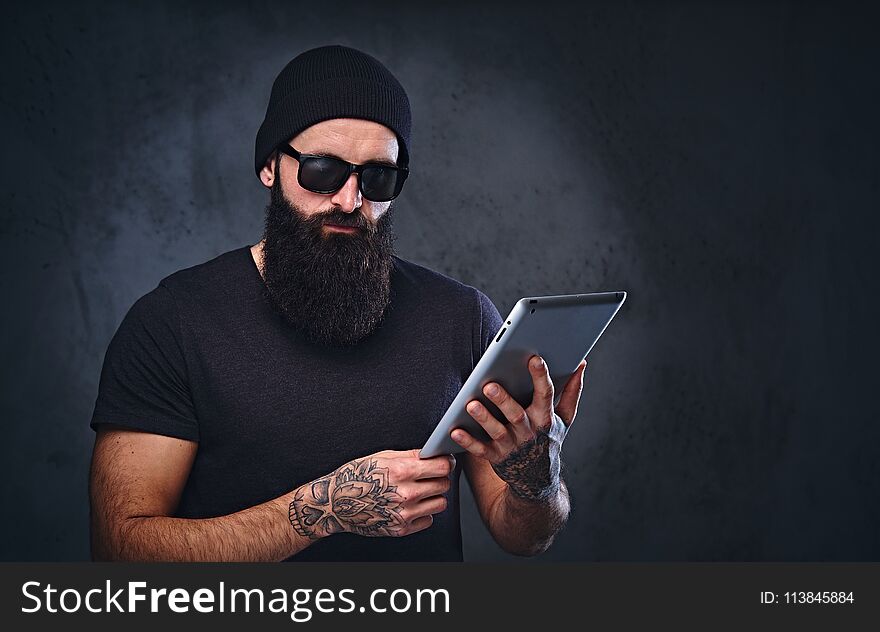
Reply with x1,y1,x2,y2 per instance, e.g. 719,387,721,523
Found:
361,166,401,201
298,157,350,193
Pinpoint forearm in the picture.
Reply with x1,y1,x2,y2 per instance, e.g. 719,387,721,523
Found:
93,448,450,561
487,479,570,556
94,489,313,562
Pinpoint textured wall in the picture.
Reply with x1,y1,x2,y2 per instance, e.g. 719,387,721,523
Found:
1,1,878,561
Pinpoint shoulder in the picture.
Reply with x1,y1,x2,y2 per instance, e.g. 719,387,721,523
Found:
117,247,250,331
390,256,502,338
391,255,502,324
392,255,489,305
157,246,250,298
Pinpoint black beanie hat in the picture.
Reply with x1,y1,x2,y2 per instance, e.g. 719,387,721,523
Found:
254,45,412,177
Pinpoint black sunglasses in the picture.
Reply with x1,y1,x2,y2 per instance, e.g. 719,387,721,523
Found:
277,145,409,202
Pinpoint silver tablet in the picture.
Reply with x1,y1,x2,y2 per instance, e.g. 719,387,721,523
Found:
419,291,627,458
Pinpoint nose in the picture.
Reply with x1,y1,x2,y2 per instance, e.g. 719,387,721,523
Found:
330,172,362,213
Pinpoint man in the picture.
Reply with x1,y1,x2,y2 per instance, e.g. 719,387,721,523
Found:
88,44,588,561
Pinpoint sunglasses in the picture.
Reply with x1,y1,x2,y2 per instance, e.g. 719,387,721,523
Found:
277,145,409,202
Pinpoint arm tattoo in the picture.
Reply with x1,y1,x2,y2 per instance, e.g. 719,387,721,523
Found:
492,427,563,501
289,458,406,539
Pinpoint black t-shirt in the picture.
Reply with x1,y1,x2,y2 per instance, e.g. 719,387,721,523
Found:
90,245,503,561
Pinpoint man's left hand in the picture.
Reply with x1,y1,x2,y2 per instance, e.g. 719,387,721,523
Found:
450,355,587,501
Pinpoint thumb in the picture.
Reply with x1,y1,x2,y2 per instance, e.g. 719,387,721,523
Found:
555,359,586,426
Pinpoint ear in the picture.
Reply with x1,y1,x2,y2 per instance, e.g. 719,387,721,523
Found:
259,154,276,189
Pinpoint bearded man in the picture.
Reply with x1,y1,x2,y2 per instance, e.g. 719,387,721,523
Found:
88,45,587,561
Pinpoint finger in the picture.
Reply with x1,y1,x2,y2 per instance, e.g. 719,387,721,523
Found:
403,514,434,536
450,428,491,460
482,381,533,444
406,476,452,502
528,355,555,413
412,454,456,479
405,494,448,521
466,400,514,449
555,359,587,426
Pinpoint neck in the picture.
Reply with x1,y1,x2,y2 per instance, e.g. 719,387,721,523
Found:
250,240,266,278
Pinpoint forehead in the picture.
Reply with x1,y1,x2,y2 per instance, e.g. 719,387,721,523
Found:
292,118,399,162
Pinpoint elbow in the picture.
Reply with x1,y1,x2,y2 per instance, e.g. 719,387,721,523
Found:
90,533,117,562
89,508,114,561
91,548,114,562
489,485,571,557
90,511,142,562
90,523,123,562
499,534,556,558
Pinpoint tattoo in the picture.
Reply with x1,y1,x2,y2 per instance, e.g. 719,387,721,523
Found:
492,422,565,501
289,458,405,539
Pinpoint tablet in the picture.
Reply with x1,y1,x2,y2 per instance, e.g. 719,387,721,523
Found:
419,291,627,458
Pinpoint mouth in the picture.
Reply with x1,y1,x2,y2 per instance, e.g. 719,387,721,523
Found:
323,224,361,234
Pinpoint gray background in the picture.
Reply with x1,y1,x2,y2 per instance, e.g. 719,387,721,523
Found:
2,0,878,561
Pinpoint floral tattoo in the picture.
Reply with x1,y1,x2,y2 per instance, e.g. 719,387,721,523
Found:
289,458,406,539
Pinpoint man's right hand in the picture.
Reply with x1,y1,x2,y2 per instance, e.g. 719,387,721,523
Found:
288,449,455,539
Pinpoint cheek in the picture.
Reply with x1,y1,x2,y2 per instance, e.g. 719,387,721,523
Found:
282,175,326,213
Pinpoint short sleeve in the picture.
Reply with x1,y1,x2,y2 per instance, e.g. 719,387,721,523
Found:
89,283,199,441
471,287,504,370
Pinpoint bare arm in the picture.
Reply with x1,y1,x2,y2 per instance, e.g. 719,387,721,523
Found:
89,427,307,561
463,453,569,556
89,427,453,561
455,356,587,556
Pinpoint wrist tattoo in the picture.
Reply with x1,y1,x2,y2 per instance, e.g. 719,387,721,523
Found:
289,458,405,539
492,430,562,501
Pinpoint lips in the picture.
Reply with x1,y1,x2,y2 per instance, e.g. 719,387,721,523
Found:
324,223,360,233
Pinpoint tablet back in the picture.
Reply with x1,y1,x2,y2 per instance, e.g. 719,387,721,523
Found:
420,291,626,457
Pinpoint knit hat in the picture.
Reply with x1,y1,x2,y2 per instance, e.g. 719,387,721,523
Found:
254,45,412,177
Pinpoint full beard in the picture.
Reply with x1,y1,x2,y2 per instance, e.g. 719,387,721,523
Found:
259,175,396,347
